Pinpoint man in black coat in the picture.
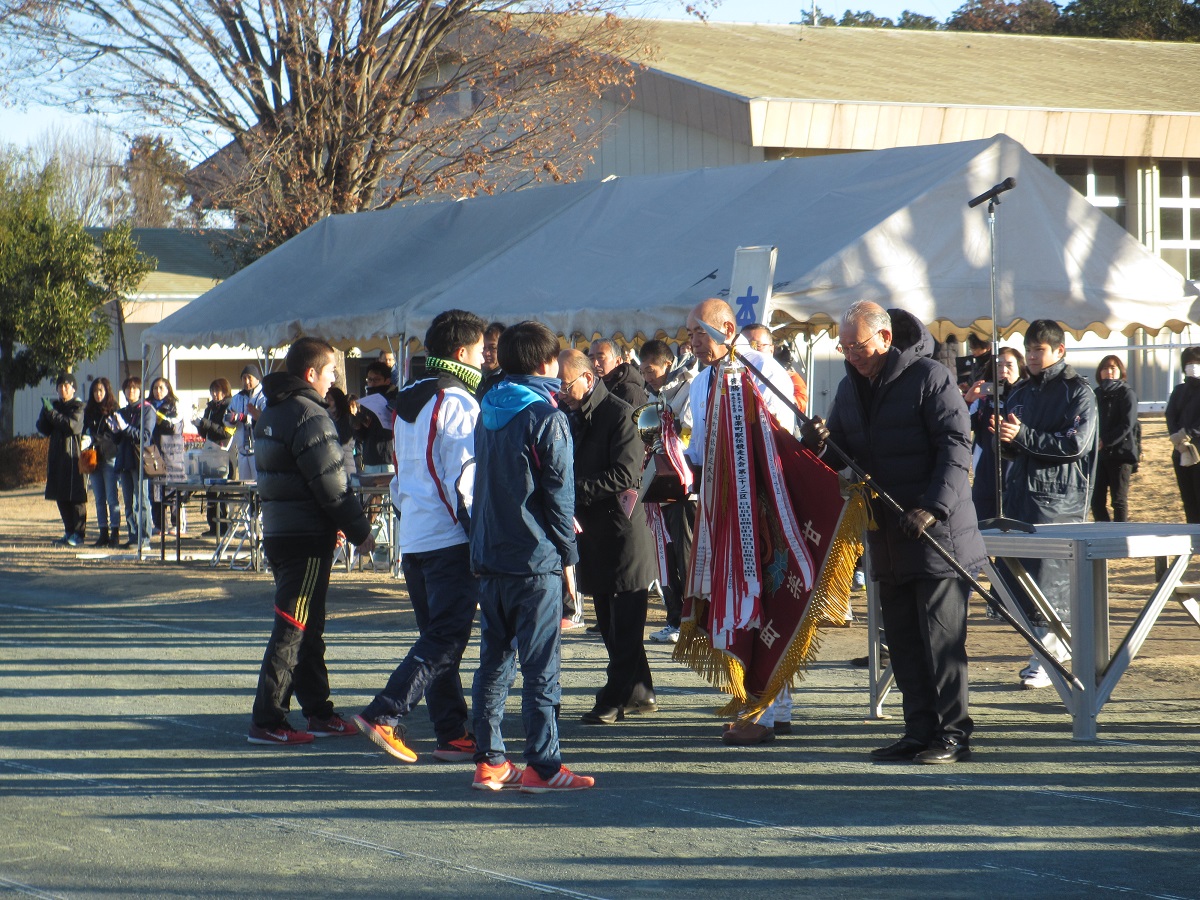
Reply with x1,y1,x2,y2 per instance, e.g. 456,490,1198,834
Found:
248,337,375,746
996,318,1097,689
558,348,657,724
590,338,649,408
805,301,985,764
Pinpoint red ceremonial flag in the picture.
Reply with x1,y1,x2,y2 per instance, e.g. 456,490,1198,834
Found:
676,362,868,720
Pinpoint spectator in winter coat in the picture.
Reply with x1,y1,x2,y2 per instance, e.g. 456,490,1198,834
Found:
226,365,266,480
148,377,184,533
194,378,236,537
355,360,397,473
82,377,127,548
37,372,88,547
1165,346,1200,523
1091,355,1140,523
807,302,984,764
324,386,358,478
996,319,1098,689
964,347,1025,521
116,376,155,548
248,337,374,746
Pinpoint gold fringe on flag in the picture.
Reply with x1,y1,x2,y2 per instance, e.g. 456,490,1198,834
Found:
674,482,872,721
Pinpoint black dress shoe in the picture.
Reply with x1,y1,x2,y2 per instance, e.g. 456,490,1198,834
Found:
851,650,891,668
773,720,792,735
914,737,971,764
581,706,623,725
623,698,657,716
869,737,928,762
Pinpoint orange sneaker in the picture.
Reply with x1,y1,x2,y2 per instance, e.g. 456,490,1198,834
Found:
519,765,595,793
352,714,417,763
472,759,523,791
432,733,477,762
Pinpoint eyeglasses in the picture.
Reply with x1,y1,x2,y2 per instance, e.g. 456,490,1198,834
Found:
836,330,883,356
559,373,587,392
752,340,774,351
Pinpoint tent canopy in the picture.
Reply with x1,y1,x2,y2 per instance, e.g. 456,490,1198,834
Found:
145,134,1198,351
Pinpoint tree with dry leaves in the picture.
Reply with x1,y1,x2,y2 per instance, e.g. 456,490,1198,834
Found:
0,1,642,259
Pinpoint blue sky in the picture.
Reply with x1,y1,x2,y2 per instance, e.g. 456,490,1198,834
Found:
1,0,957,151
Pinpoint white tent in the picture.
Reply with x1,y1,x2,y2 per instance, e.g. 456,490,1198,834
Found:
145,134,1198,351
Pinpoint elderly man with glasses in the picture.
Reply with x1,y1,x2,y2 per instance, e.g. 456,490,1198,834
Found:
802,300,985,764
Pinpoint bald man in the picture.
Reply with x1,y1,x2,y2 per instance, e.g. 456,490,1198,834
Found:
684,298,798,744
558,348,658,724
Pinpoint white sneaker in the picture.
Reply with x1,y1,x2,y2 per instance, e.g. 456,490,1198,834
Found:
649,625,680,644
852,569,867,590
1021,668,1053,689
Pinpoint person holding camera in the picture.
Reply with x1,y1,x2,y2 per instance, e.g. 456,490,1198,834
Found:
964,346,1025,521
82,377,128,548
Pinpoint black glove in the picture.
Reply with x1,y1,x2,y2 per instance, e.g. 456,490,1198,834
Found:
800,416,829,454
900,508,937,540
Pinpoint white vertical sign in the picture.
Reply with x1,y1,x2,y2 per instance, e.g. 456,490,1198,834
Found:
729,245,778,330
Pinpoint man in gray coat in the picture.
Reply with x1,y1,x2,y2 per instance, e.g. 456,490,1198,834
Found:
805,301,985,764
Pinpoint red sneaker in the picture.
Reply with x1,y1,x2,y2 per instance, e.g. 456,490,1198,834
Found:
472,759,523,791
560,617,584,632
247,723,315,746
432,733,477,762
519,765,595,793
352,714,418,762
306,713,357,737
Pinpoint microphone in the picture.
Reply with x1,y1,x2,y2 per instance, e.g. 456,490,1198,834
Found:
968,177,1017,209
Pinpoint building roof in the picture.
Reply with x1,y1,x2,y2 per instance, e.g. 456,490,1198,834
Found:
624,22,1200,157
87,227,238,296
632,22,1200,113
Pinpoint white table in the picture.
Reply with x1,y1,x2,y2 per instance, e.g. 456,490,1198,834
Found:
866,523,1200,741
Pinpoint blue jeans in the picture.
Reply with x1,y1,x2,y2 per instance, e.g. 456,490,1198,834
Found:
90,459,121,532
119,470,153,541
472,572,563,778
361,542,478,742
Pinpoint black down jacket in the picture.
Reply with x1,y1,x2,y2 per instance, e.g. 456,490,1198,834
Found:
254,372,371,544
1001,359,1097,525
569,379,657,595
826,308,986,586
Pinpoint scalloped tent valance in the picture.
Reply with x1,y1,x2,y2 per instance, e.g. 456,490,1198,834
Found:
145,134,1198,352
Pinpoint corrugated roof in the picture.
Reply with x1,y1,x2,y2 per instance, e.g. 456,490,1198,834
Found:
629,21,1200,113
86,227,238,296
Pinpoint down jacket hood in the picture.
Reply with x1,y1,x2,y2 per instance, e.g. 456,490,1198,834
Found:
261,371,321,406
481,376,562,430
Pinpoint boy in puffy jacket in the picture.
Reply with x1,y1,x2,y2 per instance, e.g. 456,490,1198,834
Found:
247,337,374,746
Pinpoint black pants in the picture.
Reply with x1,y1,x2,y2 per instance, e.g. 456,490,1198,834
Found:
1175,460,1200,524
56,500,87,538
252,534,337,728
1091,458,1132,522
661,498,696,629
878,577,972,744
593,588,654,708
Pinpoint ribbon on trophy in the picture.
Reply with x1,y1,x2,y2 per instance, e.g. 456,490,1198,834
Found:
676,361,869,720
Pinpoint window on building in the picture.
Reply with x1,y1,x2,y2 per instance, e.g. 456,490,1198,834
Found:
1039,156,1126,229
1158,160,1200,279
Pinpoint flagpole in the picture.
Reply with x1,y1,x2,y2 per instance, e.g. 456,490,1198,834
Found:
698,321,1083,691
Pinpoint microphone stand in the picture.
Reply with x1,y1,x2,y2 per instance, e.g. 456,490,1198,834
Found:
974,187,1034,535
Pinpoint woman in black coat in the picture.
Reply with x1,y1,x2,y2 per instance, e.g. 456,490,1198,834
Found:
148,377,184,533
82,377,127,547
325,386,359,478
36,372,87,546
194,377,235,536
1092,355,1140,522
1165,346,1200,523
965,346,1025,521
